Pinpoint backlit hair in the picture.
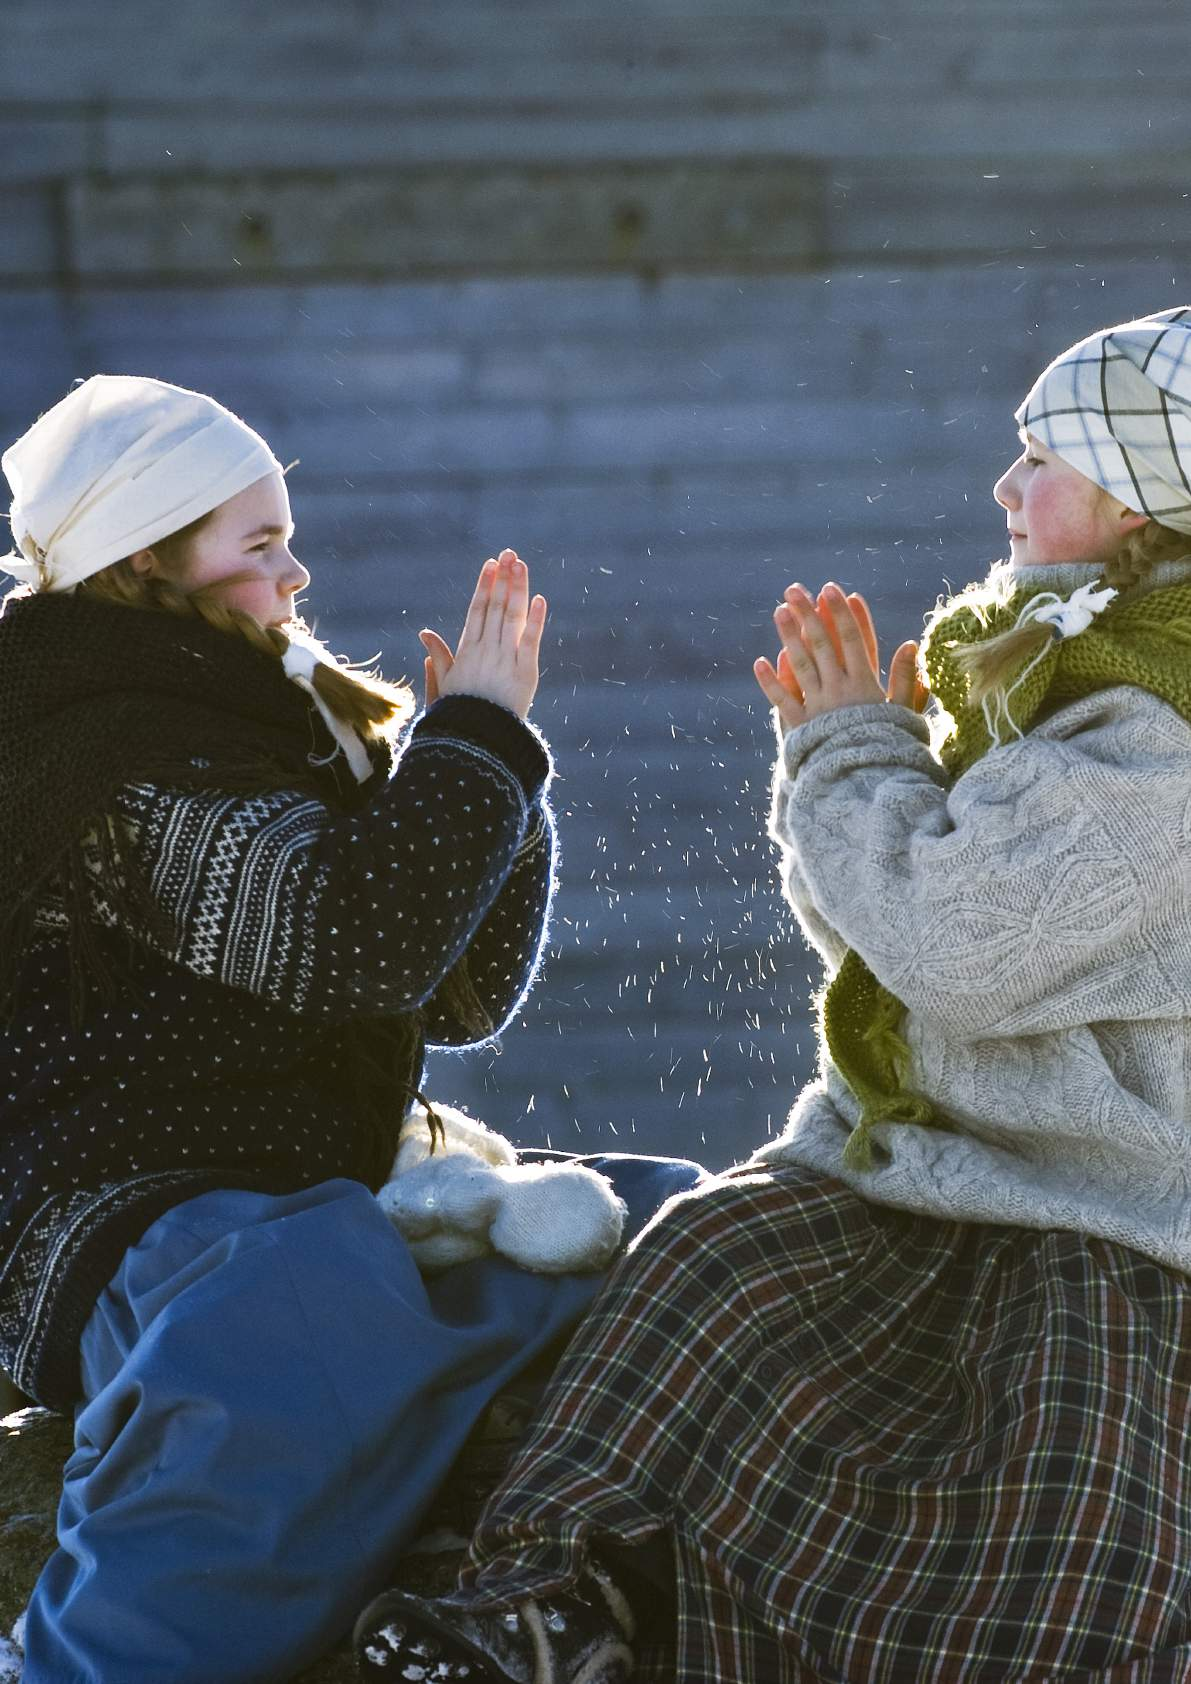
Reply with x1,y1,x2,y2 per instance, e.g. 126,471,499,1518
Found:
74,512,414,741
943,516,1189,710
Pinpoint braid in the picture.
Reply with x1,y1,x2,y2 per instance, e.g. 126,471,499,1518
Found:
948,618,1052,708
1101,518,1189,592
78,548,414,742
949,519,1190,710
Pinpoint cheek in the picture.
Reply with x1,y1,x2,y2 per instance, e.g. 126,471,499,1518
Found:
225,579,277,616
1026,481,1108,556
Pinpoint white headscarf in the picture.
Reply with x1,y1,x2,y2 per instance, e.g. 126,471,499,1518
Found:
1016,306,1191,535
2,375,375,784
2,374,283,592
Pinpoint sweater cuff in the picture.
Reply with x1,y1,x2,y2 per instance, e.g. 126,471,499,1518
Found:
780,702,930,779
412,695,553,804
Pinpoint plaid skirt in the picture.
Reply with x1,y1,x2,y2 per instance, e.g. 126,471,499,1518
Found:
455,1166,1191,1682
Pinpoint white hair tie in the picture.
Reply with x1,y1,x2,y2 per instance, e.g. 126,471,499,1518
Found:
982,581,1118,746
281,634,373,785
1026,581,1118,640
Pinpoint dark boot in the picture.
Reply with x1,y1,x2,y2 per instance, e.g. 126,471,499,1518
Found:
353,1563,635,1681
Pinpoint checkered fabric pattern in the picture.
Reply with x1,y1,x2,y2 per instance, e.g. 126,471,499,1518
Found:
1017,305,1191,532
455,1167,1191,1682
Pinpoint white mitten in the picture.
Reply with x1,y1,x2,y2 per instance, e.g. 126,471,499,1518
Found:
377,1103,626,1274
391,1101,518,1175
488,1160,626,1273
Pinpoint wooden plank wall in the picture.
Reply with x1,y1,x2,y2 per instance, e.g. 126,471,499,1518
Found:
2,0,1188,1164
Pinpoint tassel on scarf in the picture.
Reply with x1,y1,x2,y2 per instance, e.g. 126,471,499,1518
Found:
822,950,940,1173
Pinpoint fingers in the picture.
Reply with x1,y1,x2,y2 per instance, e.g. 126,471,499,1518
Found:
418,629,455,699
518,591,547,667
752,656,786,703
419,628,454,669
813,586,847,667
497,549,530,647
762,579,893,725
457,556,497,650
753,656,804,730
846,592,880,676
811,586,874,675
439,548,544,718
869,623,930,711
780,584,854,694
774,646,803,703
816,583,870,674
462,550,527,650
887,641,925,710
774,602,819,701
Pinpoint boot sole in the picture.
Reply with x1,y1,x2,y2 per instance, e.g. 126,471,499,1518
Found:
352,1587,517,1681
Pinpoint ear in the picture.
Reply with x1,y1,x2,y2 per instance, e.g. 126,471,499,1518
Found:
127,547,160,579
1116,506,1149,535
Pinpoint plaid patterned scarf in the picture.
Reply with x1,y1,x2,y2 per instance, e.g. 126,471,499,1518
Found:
823,571,1191,1169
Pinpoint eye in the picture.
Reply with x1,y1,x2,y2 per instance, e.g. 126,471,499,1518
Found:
249,541,271,552
1024,455,1044,467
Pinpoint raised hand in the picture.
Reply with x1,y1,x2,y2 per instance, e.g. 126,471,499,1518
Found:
420,549,546,721
754,581,926,733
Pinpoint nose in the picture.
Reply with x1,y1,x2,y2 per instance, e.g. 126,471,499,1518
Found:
281,550,310,596
993,460,1021,511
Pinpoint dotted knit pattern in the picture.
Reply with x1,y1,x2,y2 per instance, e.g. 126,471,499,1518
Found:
0,696,555,1410
753,682,1191,1276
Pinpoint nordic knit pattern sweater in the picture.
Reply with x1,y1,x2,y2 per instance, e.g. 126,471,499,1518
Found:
754,562,1191,1276
0,693,554,1410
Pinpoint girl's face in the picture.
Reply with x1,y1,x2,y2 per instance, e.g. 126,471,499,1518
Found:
993,434,1145,567
142,472,310,626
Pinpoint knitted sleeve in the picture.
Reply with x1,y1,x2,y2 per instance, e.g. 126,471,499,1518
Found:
769,810,852,973
422,800,555,1045
110,694,554,1031
770,689,1191,1040
760,710,853,971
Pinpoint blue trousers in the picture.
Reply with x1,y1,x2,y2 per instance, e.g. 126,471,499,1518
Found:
22,1155,703,1684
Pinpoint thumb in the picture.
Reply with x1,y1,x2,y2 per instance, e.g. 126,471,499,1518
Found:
886,642,921,709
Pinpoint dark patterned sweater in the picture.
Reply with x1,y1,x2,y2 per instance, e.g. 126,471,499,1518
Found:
0,693,555,1411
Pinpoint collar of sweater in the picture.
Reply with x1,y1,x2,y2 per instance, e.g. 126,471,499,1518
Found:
1004,554,1191,599
921,555,1191,776
928,554,1191,635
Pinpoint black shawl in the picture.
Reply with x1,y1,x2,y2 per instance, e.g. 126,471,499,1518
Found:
0,588,457,1173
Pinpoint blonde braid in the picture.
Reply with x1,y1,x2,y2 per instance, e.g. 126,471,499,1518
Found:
950,518,1189,710
947,620,1053,710
1101,517,1190,592
78,548,414,741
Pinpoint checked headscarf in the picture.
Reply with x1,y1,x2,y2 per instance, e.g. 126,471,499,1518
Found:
1017,305,1191,533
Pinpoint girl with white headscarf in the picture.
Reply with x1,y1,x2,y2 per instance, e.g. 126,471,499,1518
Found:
0,375,703,1683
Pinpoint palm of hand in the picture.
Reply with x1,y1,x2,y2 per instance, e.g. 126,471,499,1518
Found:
754,581,927,733
420,549,546,721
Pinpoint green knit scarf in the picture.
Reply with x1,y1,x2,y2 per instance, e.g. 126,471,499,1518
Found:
822,571,1191,1171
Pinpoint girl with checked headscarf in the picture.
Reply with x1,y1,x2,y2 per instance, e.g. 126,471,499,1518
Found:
358,308,1191,1683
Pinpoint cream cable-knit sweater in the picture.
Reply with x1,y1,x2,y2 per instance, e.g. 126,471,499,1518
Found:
753,559,1191,1274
